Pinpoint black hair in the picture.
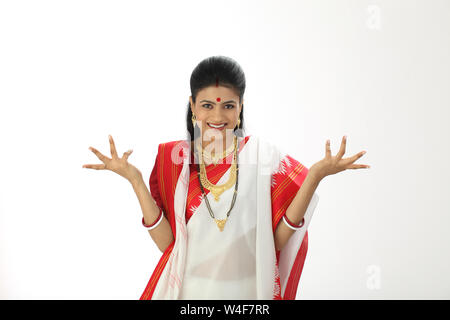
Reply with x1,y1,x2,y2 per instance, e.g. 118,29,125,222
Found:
186,55,246,142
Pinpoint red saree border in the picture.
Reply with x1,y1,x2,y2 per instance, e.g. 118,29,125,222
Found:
283,231,308,299
271,155,310,300
140,240,175,300
140,141,183,300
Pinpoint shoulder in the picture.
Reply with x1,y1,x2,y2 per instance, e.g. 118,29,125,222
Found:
156,139,190,165
249,135,279,151
254,135,282,161
156,139,190,153
158,139,185,149
254,136,310,176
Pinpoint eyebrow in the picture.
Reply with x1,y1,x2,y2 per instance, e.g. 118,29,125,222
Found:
199,99,237,105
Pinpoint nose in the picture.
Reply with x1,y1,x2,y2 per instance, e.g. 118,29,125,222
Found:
209,107,227,123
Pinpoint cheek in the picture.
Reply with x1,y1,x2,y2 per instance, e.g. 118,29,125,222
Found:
229,112,239,123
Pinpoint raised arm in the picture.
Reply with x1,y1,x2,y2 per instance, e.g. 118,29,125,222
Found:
274,135,369,251
83,134,174,253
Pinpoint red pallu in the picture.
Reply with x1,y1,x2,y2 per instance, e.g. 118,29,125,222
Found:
140,135,310,300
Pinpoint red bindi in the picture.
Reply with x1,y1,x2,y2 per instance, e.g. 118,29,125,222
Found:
216,97,221,102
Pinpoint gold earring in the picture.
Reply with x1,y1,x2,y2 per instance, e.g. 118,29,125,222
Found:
237,118,241,127
192,114,196,127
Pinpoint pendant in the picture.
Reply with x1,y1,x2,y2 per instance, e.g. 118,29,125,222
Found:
210,185,227,202
214,218,227,232
211,190,221,202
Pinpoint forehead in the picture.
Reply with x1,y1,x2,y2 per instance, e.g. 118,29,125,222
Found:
196,85,239,100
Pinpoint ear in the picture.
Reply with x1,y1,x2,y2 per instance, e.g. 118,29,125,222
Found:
189,96,194,113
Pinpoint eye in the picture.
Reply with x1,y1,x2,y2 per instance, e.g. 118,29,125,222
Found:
202,104,212,109
225,104,235,109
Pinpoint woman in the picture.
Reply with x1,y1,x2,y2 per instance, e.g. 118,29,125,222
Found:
82,56,370,300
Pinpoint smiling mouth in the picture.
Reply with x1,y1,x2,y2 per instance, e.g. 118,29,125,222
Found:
207,122,227,129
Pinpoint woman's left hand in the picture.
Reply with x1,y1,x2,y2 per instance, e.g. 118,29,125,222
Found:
310,135,370,181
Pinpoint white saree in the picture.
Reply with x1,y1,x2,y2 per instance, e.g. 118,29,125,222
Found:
149,135,319,299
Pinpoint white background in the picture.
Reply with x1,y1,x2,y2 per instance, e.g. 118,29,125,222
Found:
1,0,449,299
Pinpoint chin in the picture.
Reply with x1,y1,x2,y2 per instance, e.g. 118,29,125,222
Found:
201,126,232,138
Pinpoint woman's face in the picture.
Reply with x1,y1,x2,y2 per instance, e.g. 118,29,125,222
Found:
190,85,242,144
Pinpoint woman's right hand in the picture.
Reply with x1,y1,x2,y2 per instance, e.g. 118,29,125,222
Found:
82,135,143,184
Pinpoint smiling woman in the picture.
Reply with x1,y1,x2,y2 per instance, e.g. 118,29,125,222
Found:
138,56,322,300
82,55,369,300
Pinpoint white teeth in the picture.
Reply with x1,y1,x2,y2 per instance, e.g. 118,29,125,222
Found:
208,123,226,128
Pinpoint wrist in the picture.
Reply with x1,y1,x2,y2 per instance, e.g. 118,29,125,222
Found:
308,165,324,183
129,174,143,188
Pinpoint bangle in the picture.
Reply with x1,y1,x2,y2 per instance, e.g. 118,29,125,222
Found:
282,214,304,231
142,208,164,230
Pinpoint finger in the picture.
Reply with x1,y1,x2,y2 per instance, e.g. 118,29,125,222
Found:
336,135,347,160
342,150,367,165
82,163,107,170
123,149,133,161
109,135,118,158
347,163,370,169
325,139,331,158
89,146,109,163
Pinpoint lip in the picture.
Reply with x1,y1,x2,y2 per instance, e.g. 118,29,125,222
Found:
207,122,227,130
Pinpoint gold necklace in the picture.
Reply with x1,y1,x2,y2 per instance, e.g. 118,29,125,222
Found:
198,135,237,202
196,138,235,165
195,135,240,232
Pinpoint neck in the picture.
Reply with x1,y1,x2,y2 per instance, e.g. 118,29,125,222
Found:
192,134,236,157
